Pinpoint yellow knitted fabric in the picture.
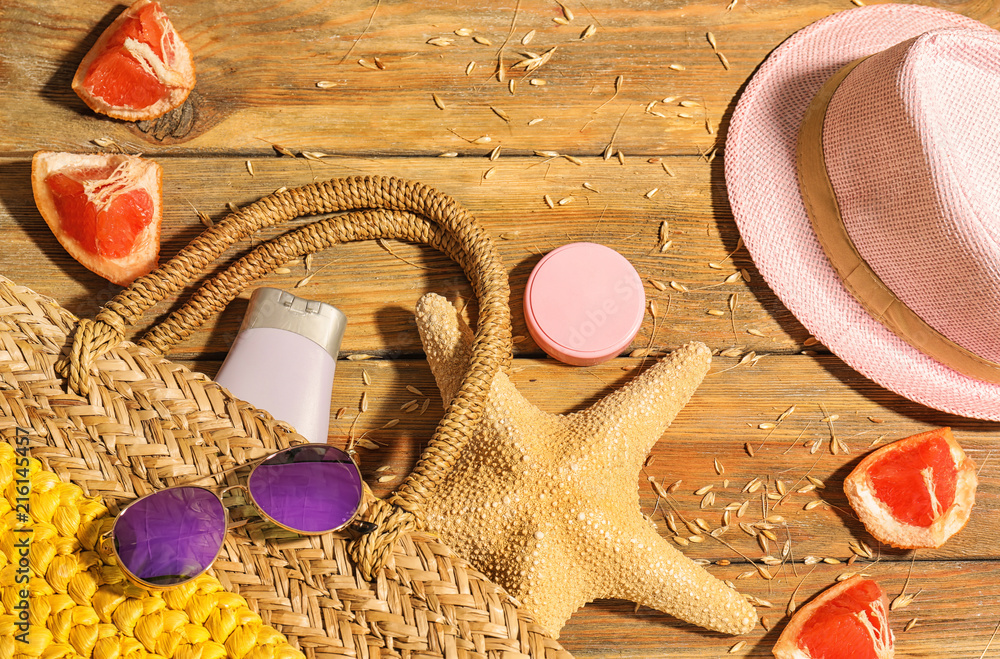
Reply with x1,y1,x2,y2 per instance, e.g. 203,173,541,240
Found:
0,441,304,659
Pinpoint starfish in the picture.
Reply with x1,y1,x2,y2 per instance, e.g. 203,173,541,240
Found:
413,293,757,638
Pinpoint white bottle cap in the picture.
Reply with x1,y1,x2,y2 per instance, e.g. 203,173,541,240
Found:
240,288,347,358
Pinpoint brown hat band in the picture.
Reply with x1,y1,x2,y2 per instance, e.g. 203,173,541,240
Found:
796,55,1000,385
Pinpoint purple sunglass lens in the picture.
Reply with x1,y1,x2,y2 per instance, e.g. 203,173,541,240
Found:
113,486,226,587
248,445,363,534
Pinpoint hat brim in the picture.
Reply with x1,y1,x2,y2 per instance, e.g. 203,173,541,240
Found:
725,4,1000,420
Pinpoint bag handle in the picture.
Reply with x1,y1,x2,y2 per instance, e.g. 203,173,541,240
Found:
57,176,512,578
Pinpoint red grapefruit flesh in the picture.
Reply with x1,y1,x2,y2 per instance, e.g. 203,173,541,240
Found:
773,576,894,659
845,427,976,549
31,151,162,286
72,0,195,121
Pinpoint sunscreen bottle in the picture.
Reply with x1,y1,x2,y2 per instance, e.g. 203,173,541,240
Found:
215,287,347,443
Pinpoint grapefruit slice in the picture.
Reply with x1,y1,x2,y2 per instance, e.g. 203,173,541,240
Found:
845,427,977,549
72,0,195,121
31,151,162,286
773,576,894,659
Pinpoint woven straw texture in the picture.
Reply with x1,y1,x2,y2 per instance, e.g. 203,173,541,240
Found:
1,175,572,659
724,4,1000,420
824,29,1000,363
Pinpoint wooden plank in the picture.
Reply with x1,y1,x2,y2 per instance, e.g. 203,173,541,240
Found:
0,155,802,357
559,561,1000,657
176,356,1000,563
3,1,996,154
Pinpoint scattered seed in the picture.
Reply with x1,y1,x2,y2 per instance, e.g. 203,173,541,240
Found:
648,300,658,319
669,281,688,292
580,24,597,40
823,557,841,565
544,194,555,209
382,419,399,429
661,162,676,177
744,442,755,457
557,1,575,21
454,28,473,36
708,309,726,317
473,35,492,45
427,37,453,47
707,32,718,51
360,392,369,413
557,196,574,205
530,78,547,86
482,167,496,180
669,63,686,71
356,438,381,450
553,16,569,25
465,61,476,75
797,484,816,494
714,458,725,475
729,641,746,654
758,422,775,430
695,484,714,496
904,618,917,632
806,476,825,489
358,58,379,70
315,80,337,89
645,187,659,199
419,398,431,414
362,370,371,386
377,474,396,483
761,616,773,631
747,328,765,337
667,480,682,493
891,593,917,611
432,93,447,110
521,29,536,45
672,536,689,547
724,271,742,283
616,150,625,165
509,79,517,94
273,267,291,275
700,491,715,509
562,154,583,165
717,51,731,70
803,556,822,565
743,477,762,493
649,477,668,499
491,106,510,123
488,145,502,161
528,117,545,126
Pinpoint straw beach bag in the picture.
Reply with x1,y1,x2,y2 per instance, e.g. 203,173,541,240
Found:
1,176,572,659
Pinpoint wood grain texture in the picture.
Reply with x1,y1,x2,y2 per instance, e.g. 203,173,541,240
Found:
5,0,1000,655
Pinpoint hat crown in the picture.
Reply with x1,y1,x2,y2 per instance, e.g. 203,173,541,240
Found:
823,28,1000,363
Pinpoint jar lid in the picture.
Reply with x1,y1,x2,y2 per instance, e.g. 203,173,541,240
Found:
523,242,645,366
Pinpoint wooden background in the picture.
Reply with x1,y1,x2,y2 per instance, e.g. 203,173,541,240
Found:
4,0,1000,655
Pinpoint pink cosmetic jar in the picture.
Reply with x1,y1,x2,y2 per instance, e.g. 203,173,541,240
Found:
523,242,646,366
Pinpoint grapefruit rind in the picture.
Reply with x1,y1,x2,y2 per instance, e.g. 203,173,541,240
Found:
772,576,894,659
844,427,976,549
71,0,195,121
31,151,162,286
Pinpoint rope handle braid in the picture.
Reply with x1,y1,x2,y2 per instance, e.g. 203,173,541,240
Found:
56,176,513,578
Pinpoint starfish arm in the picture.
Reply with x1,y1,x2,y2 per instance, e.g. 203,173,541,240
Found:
415,292,475,405
570,342,711,460
608,518,758,636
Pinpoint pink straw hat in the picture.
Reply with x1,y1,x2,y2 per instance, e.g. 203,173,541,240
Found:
726,4,1000,420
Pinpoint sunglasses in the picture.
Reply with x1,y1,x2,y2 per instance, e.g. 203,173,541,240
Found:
104,444,370,589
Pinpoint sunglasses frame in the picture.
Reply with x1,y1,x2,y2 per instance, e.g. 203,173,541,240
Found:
101,443,368,590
